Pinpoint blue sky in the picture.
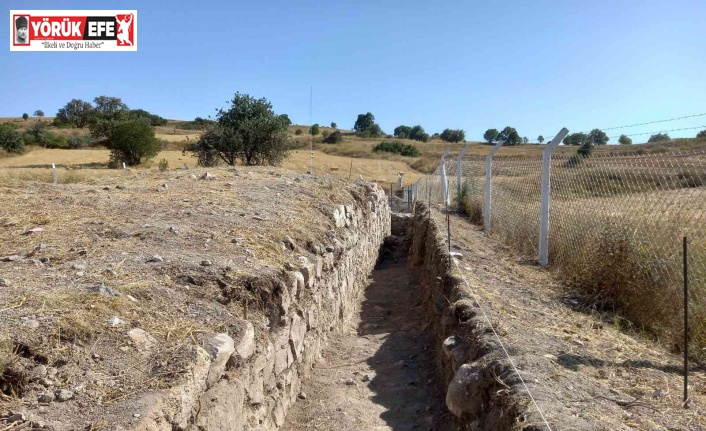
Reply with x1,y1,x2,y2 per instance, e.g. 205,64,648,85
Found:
2,0,705,143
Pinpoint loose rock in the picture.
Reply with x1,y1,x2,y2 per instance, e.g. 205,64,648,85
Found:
147,255,164,263
54,389,74,402
38,393,54,403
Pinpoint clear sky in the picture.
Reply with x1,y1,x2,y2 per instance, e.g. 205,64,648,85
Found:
2,0,705,143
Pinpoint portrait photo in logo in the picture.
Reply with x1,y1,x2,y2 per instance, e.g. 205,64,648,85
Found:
15,15,29,44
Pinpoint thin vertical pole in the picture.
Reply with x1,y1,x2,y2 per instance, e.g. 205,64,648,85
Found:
456,144,470,211
348,159,353,180
538,128,569,266
52,163,58,185
484,140,506,231
446,179,451,253
309,86,313,176
684,236,689,407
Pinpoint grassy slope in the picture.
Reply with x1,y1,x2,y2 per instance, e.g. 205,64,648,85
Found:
2,117,705,183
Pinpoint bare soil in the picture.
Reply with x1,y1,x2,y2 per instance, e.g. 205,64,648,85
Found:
0,167,375,430
280,241,454,431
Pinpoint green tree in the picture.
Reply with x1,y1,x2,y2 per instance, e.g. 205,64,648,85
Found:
697,130,706,138
33,110,44,117
55,99,94,128
587,129,609,145
394,125,412,139
431,132,440,139
309,124,320,136
188,92,291,166
497,126,521,145
563,132,588,146
648,133,670,143
89,96,130,141
22,113,29,121
537,135,544,144
483,128,499,144
523,136,529,144
106,120,161,166
128,109,168,126
440,129,465,143
295,128,303,135
618,134,633,145
330,122,337,129
354,112,376,133
323,130,343,144
409,125,428,142
0,125,25,153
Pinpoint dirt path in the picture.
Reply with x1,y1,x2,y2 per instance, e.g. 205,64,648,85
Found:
280,243,454,431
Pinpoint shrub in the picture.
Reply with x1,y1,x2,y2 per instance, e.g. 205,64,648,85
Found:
22,113,29,121
25,122,68,148
67,134,93,149
0,125,25,153
372,141,420,157
309,124,320,136
618,134,632,145
295,128,303,135
321,130,330,138
648,133,670,143
455,181,483,224
323,130,343,144
106,120,161,166
158,158,169,171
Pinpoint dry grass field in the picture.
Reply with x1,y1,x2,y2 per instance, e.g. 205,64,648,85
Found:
437,151,706,359
0,148,421,190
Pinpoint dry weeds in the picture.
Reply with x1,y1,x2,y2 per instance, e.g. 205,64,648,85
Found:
0,166,372,429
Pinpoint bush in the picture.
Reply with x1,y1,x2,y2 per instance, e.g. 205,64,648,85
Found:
0,125,25,153
158,158,169,171
25,122,68,148
106,120,161,166
455,182,482,225
22,113,29,121
323,130,343,144
310,124,320,136
67,134,93,149
372,141,420,157
648,133,670,143
295,128,303,135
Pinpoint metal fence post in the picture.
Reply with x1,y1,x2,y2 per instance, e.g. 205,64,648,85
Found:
439,148,450,206
538,128,569,266
484,140,505,231
456,144,471,211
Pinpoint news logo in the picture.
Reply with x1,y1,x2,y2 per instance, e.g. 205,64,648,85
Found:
10,10,137,51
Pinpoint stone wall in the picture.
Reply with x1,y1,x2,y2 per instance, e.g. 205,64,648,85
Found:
134,183,390,431
407,203,527,431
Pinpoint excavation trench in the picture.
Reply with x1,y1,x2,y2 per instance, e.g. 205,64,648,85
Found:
280,226,453,431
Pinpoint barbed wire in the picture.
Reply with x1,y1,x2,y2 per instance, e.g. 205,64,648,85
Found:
607,125,706,140
601,112,706,131
537,111,706,144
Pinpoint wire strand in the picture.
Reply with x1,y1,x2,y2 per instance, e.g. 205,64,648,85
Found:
428,204,555,431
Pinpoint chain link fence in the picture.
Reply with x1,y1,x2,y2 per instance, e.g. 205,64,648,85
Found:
416,148,706,358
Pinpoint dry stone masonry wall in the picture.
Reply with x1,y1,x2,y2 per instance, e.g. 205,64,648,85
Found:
134,183,390,431
407,203,534,431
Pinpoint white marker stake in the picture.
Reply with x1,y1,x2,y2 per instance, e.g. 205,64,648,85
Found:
123,162,127,176
52,163,58,185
